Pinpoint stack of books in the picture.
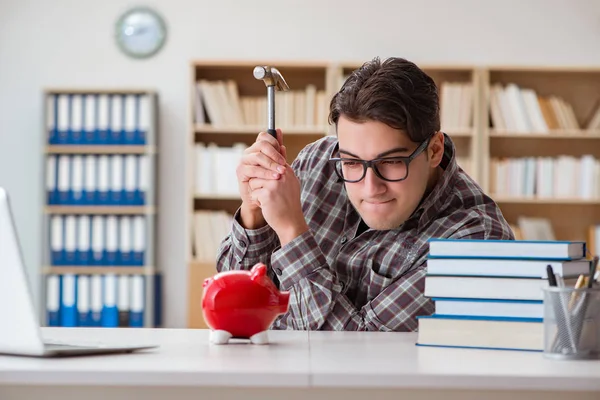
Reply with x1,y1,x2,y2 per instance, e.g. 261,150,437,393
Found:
416,239,590,352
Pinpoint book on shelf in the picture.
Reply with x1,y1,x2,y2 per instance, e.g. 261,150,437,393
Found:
47,93,150,145
50,215,146,267
46,273,153,328
191,210,233,262
439,81,474,131
194,142,246,197
489,82,581,134
47,153,150,206
194,79,328,130
43,89,159,329
489,155,600,200
417,238,589,351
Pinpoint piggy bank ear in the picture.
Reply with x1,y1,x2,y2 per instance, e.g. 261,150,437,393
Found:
250,263,267,281
203,277,212,288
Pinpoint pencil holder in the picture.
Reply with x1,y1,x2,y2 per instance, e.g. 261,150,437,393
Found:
542,286,600,360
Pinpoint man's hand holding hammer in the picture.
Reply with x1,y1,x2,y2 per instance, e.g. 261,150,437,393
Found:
236,129,309,247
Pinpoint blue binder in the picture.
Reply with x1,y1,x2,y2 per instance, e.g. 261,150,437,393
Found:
130,275,144,327
46,275,61,326
101,275,118,327
48,94,59,144
60,275,77,327
50,216,64,266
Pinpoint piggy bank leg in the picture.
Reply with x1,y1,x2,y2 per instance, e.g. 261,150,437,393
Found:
210,329,232,345
249,330,269,345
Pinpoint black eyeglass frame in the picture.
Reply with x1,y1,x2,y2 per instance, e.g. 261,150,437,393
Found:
329,136,432,183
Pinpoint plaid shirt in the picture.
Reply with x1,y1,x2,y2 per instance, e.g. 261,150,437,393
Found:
216,133,514,331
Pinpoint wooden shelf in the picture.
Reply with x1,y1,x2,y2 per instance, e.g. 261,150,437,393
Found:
492,196,600,205
194,124,327,136
43,266,155,275
44,88,155,95
46,145,155,154
194,194,241,201
45,206,155,215
490,130,600,139
444,128,474,137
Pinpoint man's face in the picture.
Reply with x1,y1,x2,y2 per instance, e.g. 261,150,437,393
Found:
336,115,438,230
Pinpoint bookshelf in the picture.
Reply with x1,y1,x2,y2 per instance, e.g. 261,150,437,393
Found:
187,60,337,327
185,59,600,327
41,88,161,329
480,66,600,246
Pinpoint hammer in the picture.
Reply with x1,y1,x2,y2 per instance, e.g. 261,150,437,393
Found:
253,66,289,139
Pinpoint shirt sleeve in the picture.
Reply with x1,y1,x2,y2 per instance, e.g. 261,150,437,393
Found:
215,139,316,275
269,218,515,331
269,229,434,331
215,209,281,273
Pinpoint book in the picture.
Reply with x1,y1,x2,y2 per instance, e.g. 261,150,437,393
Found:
416,315,543,352
427,239,586,260
432,298,543,319
424,275,578,301
425,258,590,278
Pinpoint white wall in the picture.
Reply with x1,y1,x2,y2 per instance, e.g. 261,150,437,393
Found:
1,0,600,328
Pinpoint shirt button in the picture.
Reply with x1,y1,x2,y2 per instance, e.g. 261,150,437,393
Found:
239,241,247,248
341,236,347,244
275,268,283,276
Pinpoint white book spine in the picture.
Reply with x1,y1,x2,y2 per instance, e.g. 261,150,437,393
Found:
111,155,123,192
98,155,110,192
77,215,90,252
51,216,63,252
71,95,83,132
46,156,57,192
57,156,70,193
64,215,77,255
77,275,90,313
84,94,96,132
85,155,97,192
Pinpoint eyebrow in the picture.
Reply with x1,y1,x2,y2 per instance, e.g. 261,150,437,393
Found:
339,147,410,159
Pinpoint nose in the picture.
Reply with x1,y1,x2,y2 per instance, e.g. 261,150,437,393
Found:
362,167,387,196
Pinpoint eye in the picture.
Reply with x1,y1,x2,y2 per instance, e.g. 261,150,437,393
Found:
379,159,404,166
342,160,361,168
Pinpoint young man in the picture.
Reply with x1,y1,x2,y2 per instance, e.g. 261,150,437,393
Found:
216,57,514,331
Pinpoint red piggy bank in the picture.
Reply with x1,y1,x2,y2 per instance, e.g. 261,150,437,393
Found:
201,263,290,344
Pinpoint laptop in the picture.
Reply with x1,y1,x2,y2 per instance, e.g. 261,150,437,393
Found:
0,187,158,357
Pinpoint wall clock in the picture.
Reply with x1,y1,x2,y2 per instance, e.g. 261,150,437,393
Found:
115,6,167,59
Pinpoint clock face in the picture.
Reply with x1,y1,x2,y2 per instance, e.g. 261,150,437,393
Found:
116,7,167,59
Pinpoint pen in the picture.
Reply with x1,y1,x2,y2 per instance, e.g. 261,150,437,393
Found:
547,264,577,352
547,265,557,286
568,274,587,310
588,256,598,289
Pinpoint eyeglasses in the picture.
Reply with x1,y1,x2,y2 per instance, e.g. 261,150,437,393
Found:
329,137,431,183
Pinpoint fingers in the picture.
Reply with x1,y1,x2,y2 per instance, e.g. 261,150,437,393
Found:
243,151,285,174
238,165,281,183
280,144,287,161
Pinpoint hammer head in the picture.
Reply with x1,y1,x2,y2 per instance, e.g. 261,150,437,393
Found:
253,66,289,91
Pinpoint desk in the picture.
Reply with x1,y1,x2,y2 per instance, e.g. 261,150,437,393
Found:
0,328,599,400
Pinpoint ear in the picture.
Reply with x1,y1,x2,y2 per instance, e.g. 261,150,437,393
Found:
427,132,444,168
250,263,267,281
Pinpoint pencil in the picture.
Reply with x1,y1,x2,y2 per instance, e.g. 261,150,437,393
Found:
568,274,588,310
